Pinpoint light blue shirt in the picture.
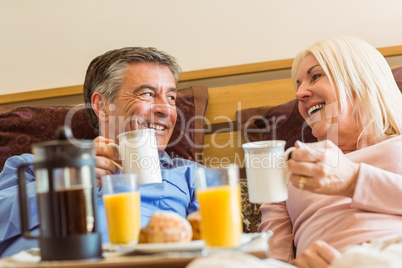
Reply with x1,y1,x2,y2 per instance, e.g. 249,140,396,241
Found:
0,152,200,257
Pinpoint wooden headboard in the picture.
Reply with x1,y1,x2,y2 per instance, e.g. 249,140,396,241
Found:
202,79,295,167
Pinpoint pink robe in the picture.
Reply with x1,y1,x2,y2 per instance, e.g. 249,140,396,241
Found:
258,135,402,262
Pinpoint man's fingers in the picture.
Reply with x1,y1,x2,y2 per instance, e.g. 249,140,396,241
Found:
93,136,114,144
95,138,119,160
96,156,120,173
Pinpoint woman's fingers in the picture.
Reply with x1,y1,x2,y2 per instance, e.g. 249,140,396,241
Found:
292,241,341,268
291,140,336,163
316,240,342,263
287,139,359,196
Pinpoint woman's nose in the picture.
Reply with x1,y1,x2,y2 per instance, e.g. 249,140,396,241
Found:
295,83,312,102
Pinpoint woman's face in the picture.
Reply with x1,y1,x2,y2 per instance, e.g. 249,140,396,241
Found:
295,54,359,148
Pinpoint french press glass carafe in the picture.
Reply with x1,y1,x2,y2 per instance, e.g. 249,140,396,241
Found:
18,127,102,261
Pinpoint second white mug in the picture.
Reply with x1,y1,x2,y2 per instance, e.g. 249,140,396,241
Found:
242,140,295,203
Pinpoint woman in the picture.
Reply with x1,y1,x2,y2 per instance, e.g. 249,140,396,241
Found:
258,36,402,267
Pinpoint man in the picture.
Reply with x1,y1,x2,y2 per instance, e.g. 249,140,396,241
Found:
0,47,200,257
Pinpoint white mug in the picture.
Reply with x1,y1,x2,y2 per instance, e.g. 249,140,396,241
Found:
114,129,162,184
242,140,295,203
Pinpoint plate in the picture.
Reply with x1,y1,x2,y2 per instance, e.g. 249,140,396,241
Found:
102,240,204,253
134,240,205,253
103,234,254,254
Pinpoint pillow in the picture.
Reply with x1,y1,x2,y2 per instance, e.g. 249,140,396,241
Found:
237,99,317,149
0,86,208,172
392,65,402,92
0,106,96,172
165,86,209,163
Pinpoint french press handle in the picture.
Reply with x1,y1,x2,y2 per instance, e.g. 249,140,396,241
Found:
17,163,39,239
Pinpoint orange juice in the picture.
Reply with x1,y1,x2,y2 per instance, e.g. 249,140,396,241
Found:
196,185,242,248
103,192,141,244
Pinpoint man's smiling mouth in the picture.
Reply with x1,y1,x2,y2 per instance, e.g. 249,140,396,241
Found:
308,104,325,117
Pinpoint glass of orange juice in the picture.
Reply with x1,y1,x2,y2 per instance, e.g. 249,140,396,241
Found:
195,164,242,251
102,174,141,246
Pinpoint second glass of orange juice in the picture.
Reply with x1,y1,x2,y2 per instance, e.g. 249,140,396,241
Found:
195,164,242,250
102,174,141,246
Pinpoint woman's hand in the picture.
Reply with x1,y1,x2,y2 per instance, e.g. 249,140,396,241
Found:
291,240,341,268
93,136,121,187
287,140,360,197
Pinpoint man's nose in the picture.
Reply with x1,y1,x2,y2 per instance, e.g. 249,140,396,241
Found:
152,96,173,116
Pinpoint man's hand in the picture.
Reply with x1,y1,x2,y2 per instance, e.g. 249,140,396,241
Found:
93,136,121,187
291,240,341,268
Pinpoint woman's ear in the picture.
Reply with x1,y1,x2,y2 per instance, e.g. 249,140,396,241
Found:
91,92,109,122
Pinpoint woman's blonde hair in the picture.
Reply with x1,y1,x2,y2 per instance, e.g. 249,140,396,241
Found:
291,36,402,141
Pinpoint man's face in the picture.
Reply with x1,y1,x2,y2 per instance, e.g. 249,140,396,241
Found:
106,62,177,153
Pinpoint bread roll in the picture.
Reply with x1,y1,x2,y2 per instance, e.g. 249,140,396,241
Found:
187,210,202,240
138,211,192,243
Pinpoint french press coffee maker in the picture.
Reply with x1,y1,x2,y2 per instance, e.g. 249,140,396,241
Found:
18,127,102,261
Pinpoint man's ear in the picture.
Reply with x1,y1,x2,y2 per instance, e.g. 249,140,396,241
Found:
91,92,109,122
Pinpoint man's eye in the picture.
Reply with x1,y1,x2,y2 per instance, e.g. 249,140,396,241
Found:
167,95,176,105
142,92,153,97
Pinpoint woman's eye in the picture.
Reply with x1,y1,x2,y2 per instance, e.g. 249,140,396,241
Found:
312,73,322,81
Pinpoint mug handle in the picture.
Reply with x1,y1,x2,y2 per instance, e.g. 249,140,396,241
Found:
284,146,296,161
108,143,123,171
17,163,39,239
283,146,296,184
